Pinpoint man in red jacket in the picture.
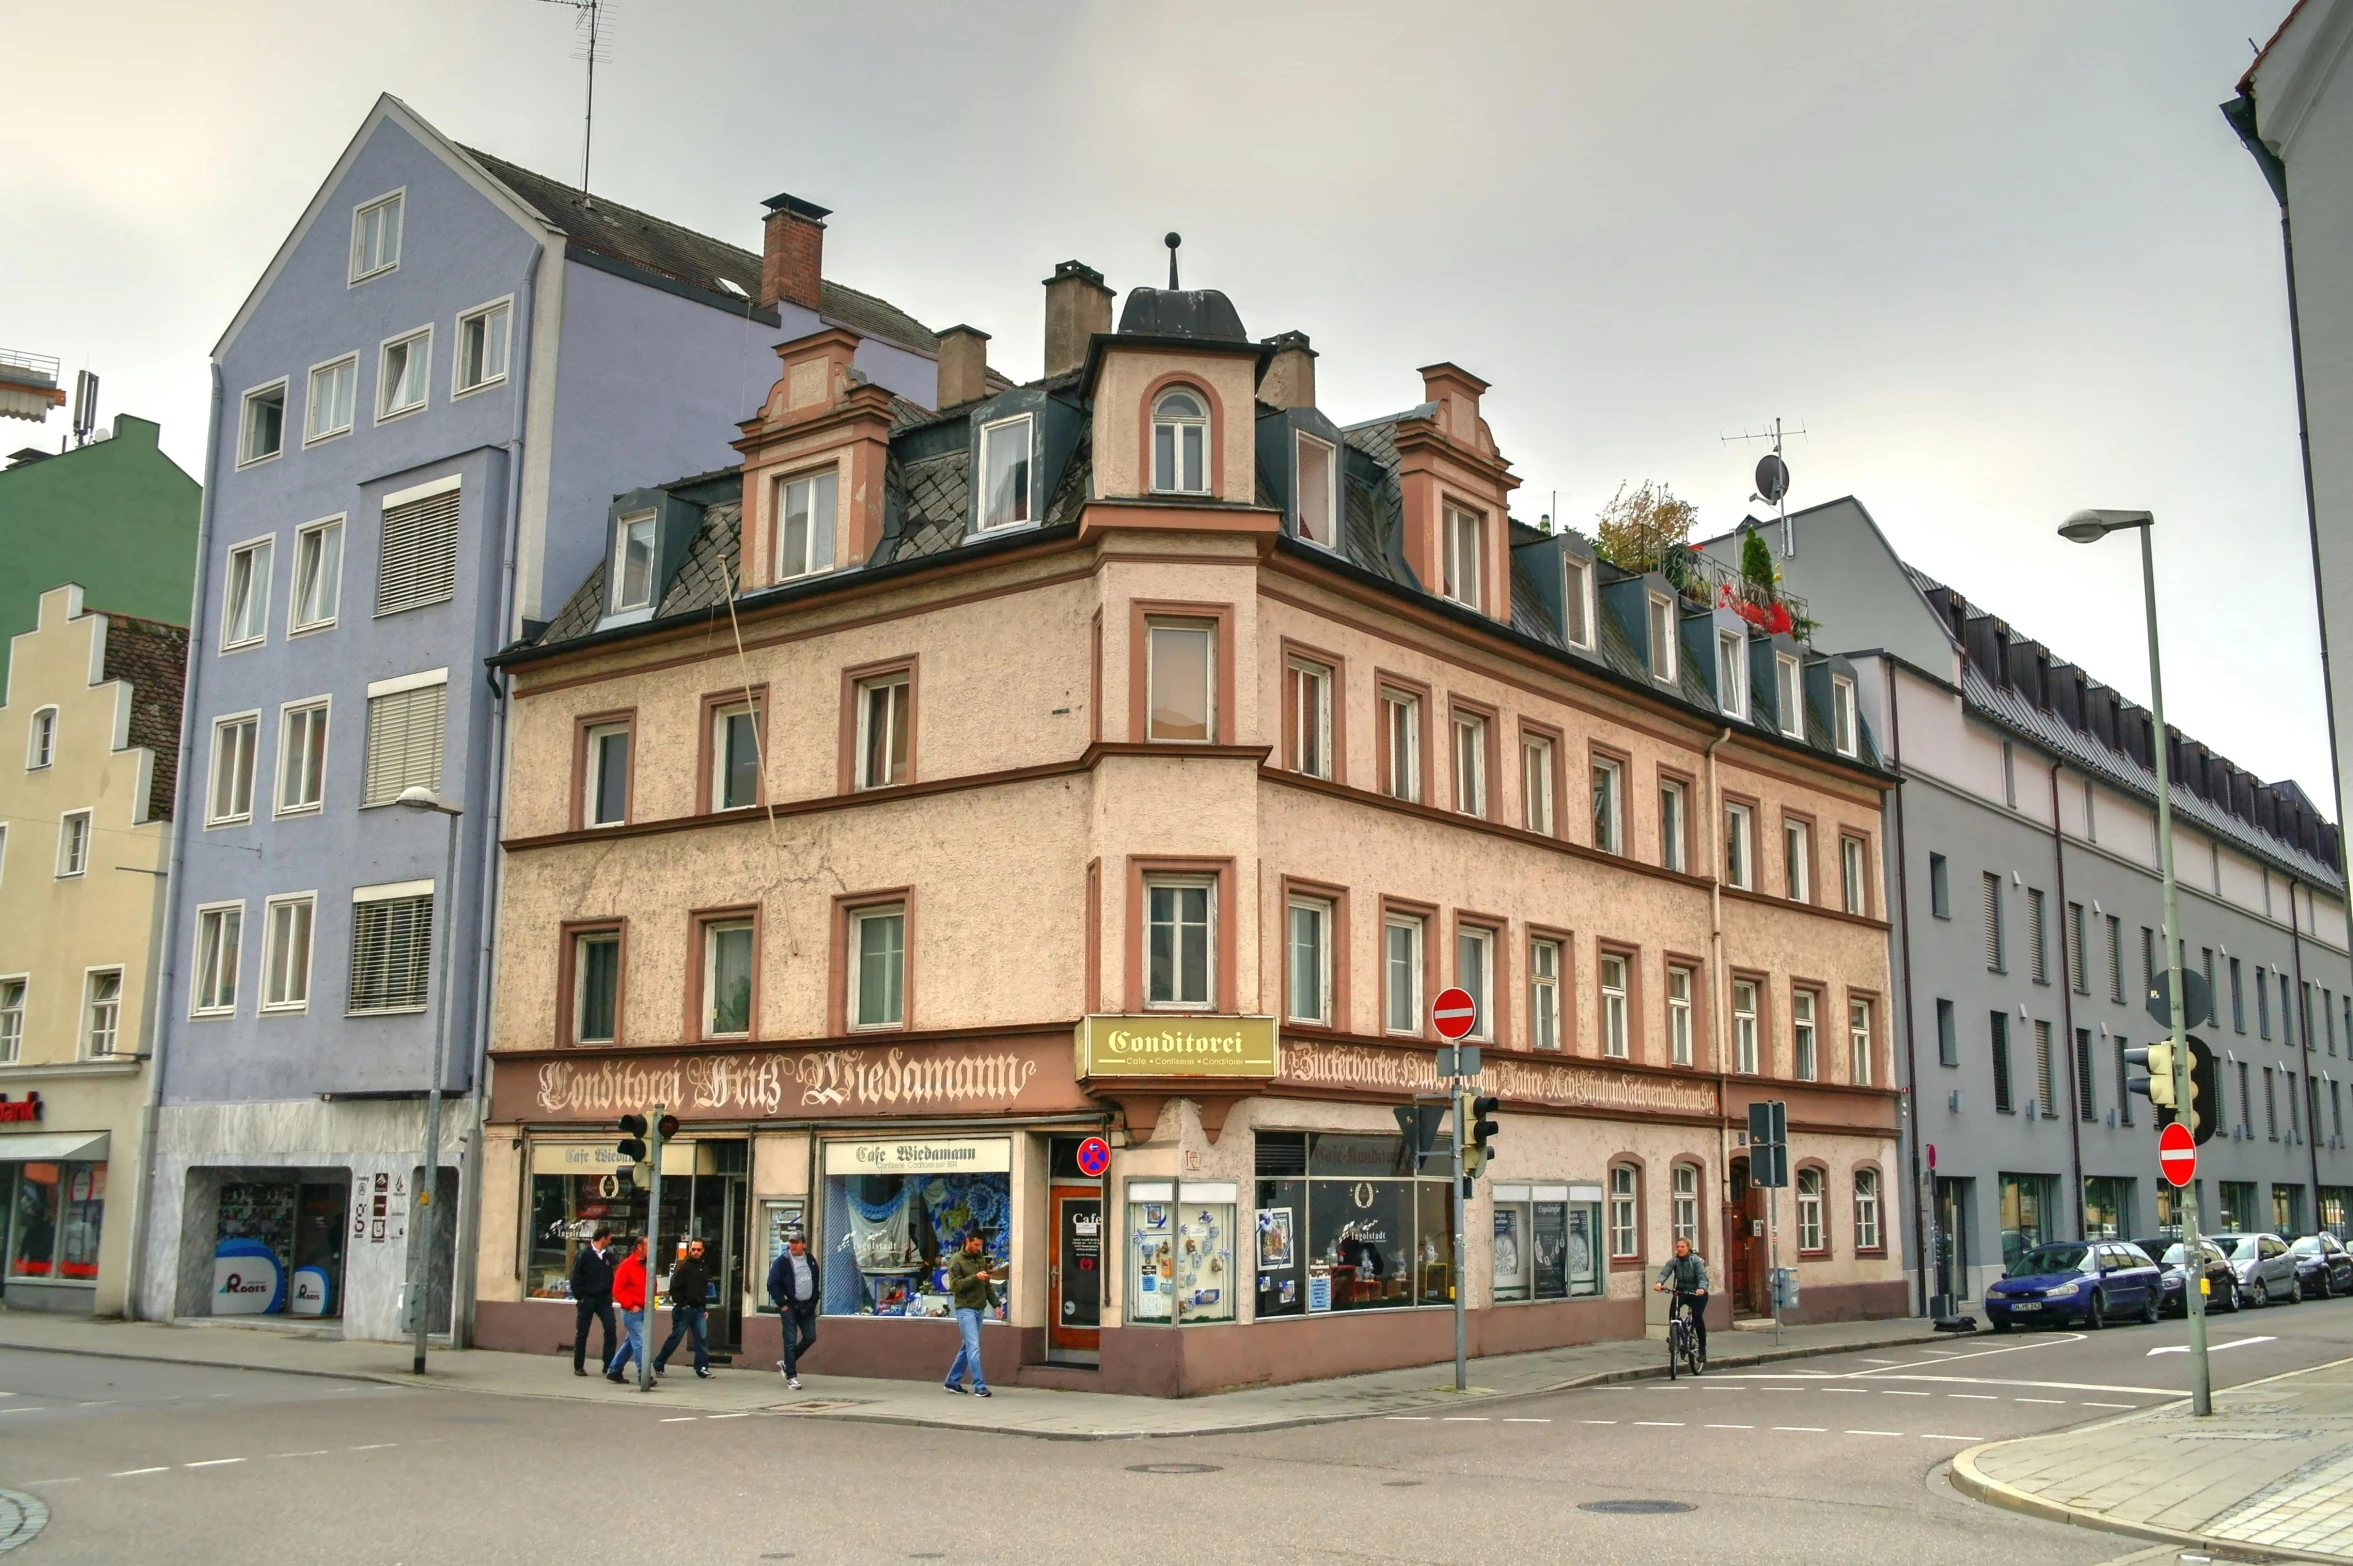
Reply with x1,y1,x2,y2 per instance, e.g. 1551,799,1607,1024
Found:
605,1236,651,1384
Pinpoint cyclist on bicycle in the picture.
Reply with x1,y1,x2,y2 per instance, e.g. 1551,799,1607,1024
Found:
1652,1237,1710,1363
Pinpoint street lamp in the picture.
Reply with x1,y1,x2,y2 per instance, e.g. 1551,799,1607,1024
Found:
2055,509,2210,1417
395,784,462,1377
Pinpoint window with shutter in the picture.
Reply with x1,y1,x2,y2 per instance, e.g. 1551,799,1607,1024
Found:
1983,873,2004,971
349,892,433,1014
376,483,461,616
363,683,446,806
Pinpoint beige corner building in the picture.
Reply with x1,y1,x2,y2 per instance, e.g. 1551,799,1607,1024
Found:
0,584,186,1316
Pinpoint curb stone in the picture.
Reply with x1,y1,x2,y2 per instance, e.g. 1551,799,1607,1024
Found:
1949,1439,2344,1565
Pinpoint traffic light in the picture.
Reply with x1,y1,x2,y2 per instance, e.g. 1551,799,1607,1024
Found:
1463,1095,1501,1178
2124,1042,2177,1109
2183,1037,2219,1147
617,1113,649,1163
656,1113,680,1141
1394,1101,1450,1171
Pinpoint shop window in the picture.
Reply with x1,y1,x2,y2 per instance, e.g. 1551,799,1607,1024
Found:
1600,954,1629,1059
1668,965,1694,1066
1381,687,1422,802
6,1161,105,1283
1490,1182,1603,1303
821,1137,1011,1319
1672,1164,1700,1247
1529,938,1561,1051
1855,1168,1882,1251
1248,1133,1458,1318
526,1144,743,1309
1608,1165,1638,1259
1145,620,1214,743
699,917,754,1039
1732,979,1759,1074
1793,989,1818,1081
1796,1167,1826,1254
1151,389,1209,495
850,904,906,1029
1458,926,1493,1041
1144,876,1214,1009
1286,897,1332,1026
1130,1180,1237,1324
709,699,762,812
1384,915,1424,1034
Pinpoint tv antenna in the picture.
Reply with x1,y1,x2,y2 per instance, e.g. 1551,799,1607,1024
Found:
1721,416,1807,557
538,0,614,204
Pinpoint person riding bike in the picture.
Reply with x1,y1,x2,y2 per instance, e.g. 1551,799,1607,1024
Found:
1652,1237,1711,1364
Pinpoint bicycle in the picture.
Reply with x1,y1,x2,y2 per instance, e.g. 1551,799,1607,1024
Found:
1666,1294,1704,1379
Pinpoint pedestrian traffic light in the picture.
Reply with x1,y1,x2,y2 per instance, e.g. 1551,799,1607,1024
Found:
1395,1100,1449,1172
2124,1042,2177,1109
1463,1095,1501,1178
617,1113,649,1163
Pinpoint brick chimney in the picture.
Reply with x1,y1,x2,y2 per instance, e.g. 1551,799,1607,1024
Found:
760,193,831,312
936,325,992,410
1259,331,1317,410
1043,260,1113,378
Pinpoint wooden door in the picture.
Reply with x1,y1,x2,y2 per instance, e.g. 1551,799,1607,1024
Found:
1726,1157,1768,1314
1048,1186,1103,1356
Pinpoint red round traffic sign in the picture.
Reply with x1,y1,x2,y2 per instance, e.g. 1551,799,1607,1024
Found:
1075,1135,1111,1179
2158,1121,2197,1188
1433,987,1478,1041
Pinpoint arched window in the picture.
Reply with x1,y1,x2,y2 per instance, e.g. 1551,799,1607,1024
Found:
1796,1166,1826,1254
27,707,58,770
1854,1168,1881,1251
1671,1163,1700,1247
1151,389,1209,495
1608,1163,1639,1259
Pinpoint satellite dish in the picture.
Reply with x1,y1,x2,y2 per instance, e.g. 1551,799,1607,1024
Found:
1755,452,1790,505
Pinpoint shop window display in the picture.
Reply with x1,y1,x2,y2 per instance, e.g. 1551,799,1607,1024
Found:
819,1161,1010,1320
5,1162,105,1282
1490,1184,1603,1302
1128,1182,1236,1323
1250,1132,1457,1319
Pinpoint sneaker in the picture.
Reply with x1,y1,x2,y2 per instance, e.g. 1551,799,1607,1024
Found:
605,1371,625,1383
787,1376,802,1390
696,1368,713,1380
944,1382,967,1395
974,1386,993,1398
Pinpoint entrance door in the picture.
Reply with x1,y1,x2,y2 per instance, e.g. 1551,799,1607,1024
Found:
1049,1186,1103,1360
291,1181,348,1318
1935,1177,1972,1301
1726,1157,1768,1315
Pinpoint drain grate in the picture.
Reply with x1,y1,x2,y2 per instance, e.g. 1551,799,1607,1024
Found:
1126,1463,1223,1475
0,1491,47,1555
1579,1500,1695,1516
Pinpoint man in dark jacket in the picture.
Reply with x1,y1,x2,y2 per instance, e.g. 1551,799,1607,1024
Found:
942,1231,1003,1398
766,1231,821,1390
569,1225,616,1377
653,1237,716,1379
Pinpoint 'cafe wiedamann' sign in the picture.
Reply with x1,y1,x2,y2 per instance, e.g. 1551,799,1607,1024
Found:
1075,1015,1278,1079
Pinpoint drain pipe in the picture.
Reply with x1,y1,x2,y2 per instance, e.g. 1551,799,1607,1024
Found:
2292,883,2323,1225
1881,657,1929,1315
2049,762,2086,1237
1705,725,1734,1296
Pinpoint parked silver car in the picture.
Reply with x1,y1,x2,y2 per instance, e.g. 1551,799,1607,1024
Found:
2208,1232,2302,1307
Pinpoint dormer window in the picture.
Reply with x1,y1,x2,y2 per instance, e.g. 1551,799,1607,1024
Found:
611,511,657,613
1562,555,1594,649
1442,504,1484,611
1648,593,1677,683
777,467,838,581
979,415,1033,529
1718,630,1748,720
1295,432,1336,547
1776,652,1804,739
1151,389,1209,494
1832,675,1859,757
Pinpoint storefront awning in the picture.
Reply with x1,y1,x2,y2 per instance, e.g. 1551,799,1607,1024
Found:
0,1131,110,1162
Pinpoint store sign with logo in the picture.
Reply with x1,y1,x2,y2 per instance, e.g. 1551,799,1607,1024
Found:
822,1136,1012,1176
0,1093,41,1124
1075,1016,1277,1079
1279,1039,1720,1118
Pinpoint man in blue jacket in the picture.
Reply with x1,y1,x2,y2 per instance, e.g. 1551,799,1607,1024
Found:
767,1231,820,1390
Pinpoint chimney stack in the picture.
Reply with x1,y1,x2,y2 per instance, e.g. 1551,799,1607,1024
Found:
1259,331,1317,410
760,193,831,313
1042,260,1113,379
936,325,992,410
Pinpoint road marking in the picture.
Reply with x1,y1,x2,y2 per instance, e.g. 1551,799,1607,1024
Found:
1385,1416,1430,1422
348,1443,397,1451
1773,1426,1826,1433
706,1412,751,1420
19,1479,77,1487
1948,1394,1998,1400
77,1400,113,1407
1442,1417,1489,1422
1504,1418,1550,1423
2083,1401,2136,1409
2149,1337,2274,1357
1634,1421,1685,1427
1920,1434,1982,1442
269,1451,331,1459
1699,1385,1745,1390
111,1467,168,1477
185,1459,244,1469
1822,1388,1868,1394
1582,1420,1617,1425
1706,1423,1754,1430
1829,1375,2185,1396
1861,1358,1902,1364
2014,1398,2066,1405
1845,1429,1903,1437
1879,1390,1930,1396
660,1416,696,1423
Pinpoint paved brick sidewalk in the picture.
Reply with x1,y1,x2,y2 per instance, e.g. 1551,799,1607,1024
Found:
1955,1356,2353,1563
0,1310,1940,1439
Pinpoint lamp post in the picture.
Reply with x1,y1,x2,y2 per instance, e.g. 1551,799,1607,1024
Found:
2056,509,2210,1417
395,784,462,1377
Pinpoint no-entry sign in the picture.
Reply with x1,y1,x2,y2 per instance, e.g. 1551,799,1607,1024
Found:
2159,1121,2197,1188
1433,987,1478,1041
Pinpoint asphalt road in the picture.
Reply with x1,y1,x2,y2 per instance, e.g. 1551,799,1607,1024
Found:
2,1296,2348,1565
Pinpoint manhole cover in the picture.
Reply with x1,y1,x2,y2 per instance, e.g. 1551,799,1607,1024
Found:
1579,1500,1694,1516
0,1490,47,1554
1126,1463,1223,1474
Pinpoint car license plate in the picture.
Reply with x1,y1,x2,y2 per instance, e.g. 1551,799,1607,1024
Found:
2010,1302,2042,1312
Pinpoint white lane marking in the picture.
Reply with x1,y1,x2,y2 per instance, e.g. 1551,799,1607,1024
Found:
185,1459,244,1469
1861,1358,1901,1364
1949,1394,1999,1400
1634,1421,1685,1427
1844,1429,1903,1437
1442,1417,1488,1422
1386,1416,1430,1422
2082,1402,2136,1409
348,1443,397,1451
111,1467,168,1477
1504,1418,1550,1423
2149,1337,2274,1357
1582,1420,1618,1425
19,1479,77,1486
77,1400,113,1407
1705,1423,1754,1430
1773,1426,1827,1432
2015,1398,2066,1405
269,1451,331,1459
1809,1375,2184,1396
660,1416,696,1423
706,1412,751,1420
1920,1434,1982,1442
1699,1385,1745,1391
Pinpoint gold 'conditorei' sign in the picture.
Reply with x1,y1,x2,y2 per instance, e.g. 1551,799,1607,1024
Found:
1075,1015,1278,1078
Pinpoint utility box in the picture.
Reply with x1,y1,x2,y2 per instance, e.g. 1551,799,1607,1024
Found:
1771,1267,1799,1311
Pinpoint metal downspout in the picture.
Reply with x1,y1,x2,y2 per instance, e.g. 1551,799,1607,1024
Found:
1705,726,1734,1298
1882,657,1929,1315
2292,882,2323,1226
2050,762,2085,1237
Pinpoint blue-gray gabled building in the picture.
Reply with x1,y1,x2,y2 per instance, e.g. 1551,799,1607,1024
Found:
137,93,944,1340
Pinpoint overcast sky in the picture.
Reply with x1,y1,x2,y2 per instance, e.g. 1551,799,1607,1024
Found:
6,2,2327,806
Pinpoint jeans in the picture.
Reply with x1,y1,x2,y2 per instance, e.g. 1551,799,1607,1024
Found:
943,1306,987,1391
780,1303,818,1378
572,1298,616,1372
654,1305,708,1373
609,1308,648,1376
1673,1291,1709,1361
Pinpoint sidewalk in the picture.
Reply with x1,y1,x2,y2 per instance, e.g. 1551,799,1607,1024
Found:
0,1310,1942,1440
1954,1355,2353,1563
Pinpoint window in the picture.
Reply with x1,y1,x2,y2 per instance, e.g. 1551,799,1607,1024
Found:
2115,1038,2133,1126
82,969,121,1057
1669,965,1694,1066
1522,735,1555,834
2230,956,2246,1033
1854,1169,1881,1251
26,708,56,770
305,355,356,443
361,677,446,807
1991,1012,2013,1112
582,720,629,826
2141,926,2155,995
979,415,1033,529
1849,998,1874,1085
1792,989,1818,1081
1796,1167,1825,1253
2240,1059,2254,1135
222,538,273,649
55,810,89,878
1733,979,1759,1073
610,511,658,613
238,381,285,465
277,701,328,815
1442,505,1484,611
1288,658,1332,779
2108,915,2123,1003
1459,927,1494,1041
262,894,314,1013
1672,1164,1700,1246
1452,712,1488,817
208,714,259,825
1983,873,2005,971
377,327,430,420
1783,817,1811,902
377,479,462,616
1381,688,1423,802
1776,653,1804,738
2066,902,2087,993
1724,802,1754,889
1591,757,1622,854
1294,432,1336,546
1151,389,1210,494
1647,593,1677,682
1660,780,1687,872
350,190,402,280
1832,675,1858,756
854,671,911,789
775,467,839,580
0,980,21,1063
1928,852,1949,918
1609,1165,1638,1258
1562,556,1595,649
2027,888,2048,984
1287,897,1332,1025
851,904,906,1029
1841,835,1866,915
1384,916,1424,1034
455,299,510,394
1145,878,1214,1009
2034,1020,2056,1119
572,929,620,1045
709,700,761,811
1530,938,1561,1050
192,902,242,1016
291,518,344,632
1146,621,1214,743
2266,1067,2279,1140
1937,998,1957,1067
349,888,432,1014
1717,630,1747,719
699,917,754,1038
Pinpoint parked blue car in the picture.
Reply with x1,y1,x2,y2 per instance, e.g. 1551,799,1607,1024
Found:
1986,1240,2163,1331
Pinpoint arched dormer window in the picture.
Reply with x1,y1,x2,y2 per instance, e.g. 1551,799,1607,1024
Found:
1151,389,1209,495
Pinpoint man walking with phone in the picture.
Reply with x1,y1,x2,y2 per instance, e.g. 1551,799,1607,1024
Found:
942,1230,1003,1398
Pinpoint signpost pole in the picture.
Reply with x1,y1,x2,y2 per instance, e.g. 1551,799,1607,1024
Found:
642,1106,663,1393
1454,1081,1468,1394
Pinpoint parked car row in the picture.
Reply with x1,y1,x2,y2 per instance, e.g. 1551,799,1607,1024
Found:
1985,1231,2353,1331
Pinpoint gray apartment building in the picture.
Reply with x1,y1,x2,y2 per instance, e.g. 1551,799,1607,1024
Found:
139,94,943,1340
1705,499,2353,1307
